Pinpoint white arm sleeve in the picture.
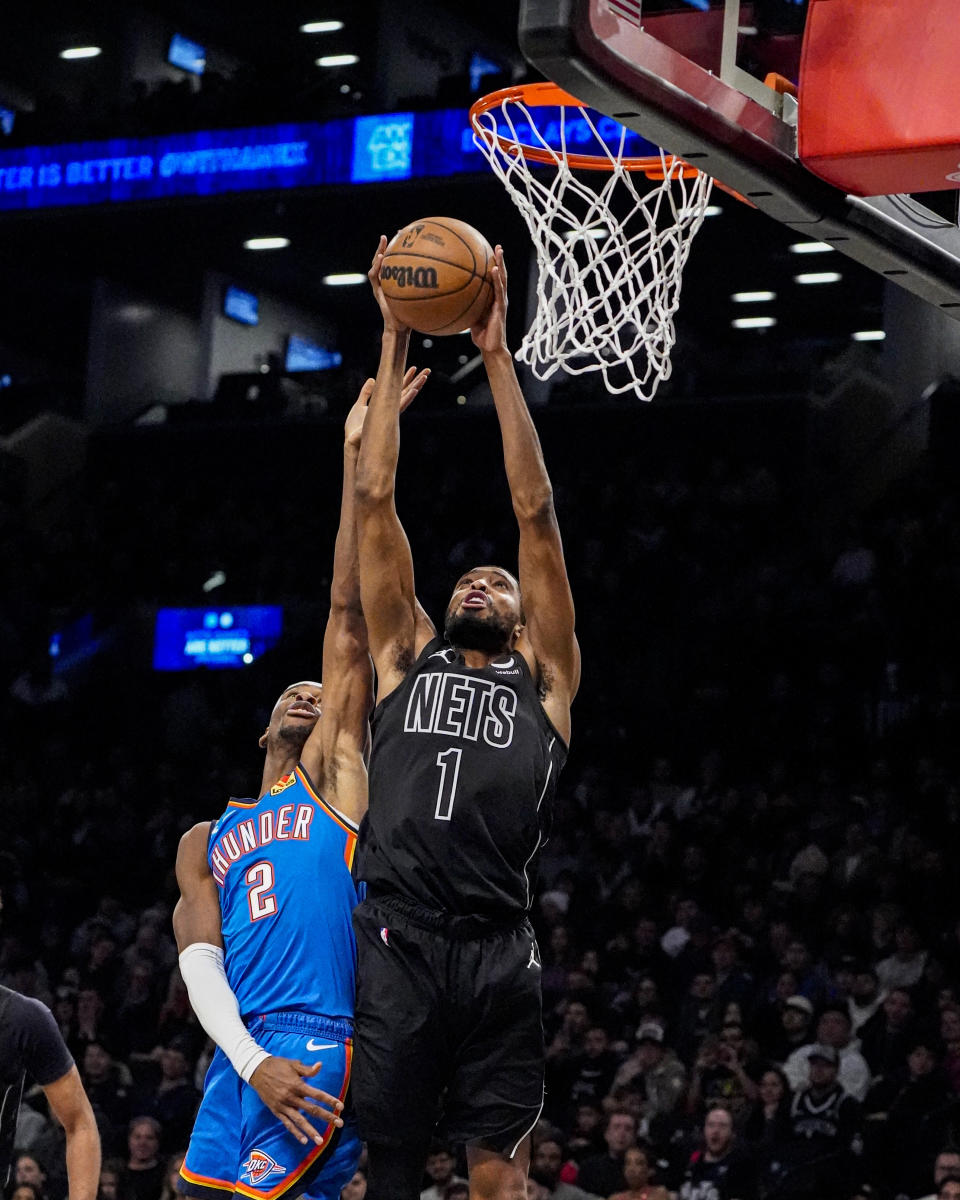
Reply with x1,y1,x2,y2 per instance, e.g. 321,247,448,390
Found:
178,942,270,1083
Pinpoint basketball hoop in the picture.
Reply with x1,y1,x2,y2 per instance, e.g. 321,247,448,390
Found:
469,82,714,400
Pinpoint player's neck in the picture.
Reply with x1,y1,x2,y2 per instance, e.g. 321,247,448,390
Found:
260,749,300,796
450,645,507,669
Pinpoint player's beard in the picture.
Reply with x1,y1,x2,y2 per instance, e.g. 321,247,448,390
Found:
444,608,513,654
277,720,312,749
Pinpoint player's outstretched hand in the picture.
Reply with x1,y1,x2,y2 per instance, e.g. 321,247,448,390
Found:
249,1057,344,1146
470,244,509,355
368,235,409,334
344,366,430,449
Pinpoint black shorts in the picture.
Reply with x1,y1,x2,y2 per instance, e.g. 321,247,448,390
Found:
351,894,544,1155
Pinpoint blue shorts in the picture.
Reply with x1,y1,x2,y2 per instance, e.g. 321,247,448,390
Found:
179,1015,360,1200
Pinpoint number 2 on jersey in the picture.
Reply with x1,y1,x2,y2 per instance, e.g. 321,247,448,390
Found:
246,860,278,920
434,747,462,821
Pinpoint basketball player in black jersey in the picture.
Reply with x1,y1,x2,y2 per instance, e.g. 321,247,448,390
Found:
352,238,580,1200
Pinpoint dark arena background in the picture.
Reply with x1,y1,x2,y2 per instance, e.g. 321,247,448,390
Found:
5,3,960,1200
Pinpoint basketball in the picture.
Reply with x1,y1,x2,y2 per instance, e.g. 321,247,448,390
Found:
380,217,495,335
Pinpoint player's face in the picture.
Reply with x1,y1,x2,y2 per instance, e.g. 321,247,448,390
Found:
262,681,323,749
444,566,522,653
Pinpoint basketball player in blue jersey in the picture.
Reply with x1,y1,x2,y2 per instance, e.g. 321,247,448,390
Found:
353,240,580,1200
172,369,429,1200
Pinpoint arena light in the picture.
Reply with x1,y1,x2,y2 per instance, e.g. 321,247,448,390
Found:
732,315,776,329
300,20,344,33
243,236,290,250
316,54,359,67
795,272,842,284
60,46,102,60
322,272,366,285
731,290,776,303
852,329,886,342
789,241,834,254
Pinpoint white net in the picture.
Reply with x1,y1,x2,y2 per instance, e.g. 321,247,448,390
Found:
472,94,713,400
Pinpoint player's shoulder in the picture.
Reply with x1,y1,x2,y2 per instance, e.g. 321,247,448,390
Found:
1,987,60,1040
176,820,214,866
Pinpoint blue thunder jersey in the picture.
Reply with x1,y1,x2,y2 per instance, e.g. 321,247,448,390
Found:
207,765,359,1022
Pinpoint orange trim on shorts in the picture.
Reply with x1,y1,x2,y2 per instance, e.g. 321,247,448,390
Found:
179,1165,235,1193
294,766,358,837
234,1042,354,1200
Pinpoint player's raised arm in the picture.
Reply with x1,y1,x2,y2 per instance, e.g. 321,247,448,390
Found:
355,237,436,701
173,825,344,1146
313,369,429,815
471,246,580,742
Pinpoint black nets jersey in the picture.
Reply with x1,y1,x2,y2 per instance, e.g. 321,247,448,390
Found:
360,636,568,919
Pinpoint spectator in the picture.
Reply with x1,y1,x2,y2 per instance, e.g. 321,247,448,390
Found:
97,1159,123,1200
11,1184,44,1200
677,1106,758,1200
609,1023,686,1137
157,1153,184,1200
780,1045,862,1200
686,1031,756,1123
940,1005,960,1093
876,923,928,992
123,1117,163,1200
939,1178,960,1200
859,987,917,1078
607,1144,670,1200
130,1038,197,1153
783,1005,870,1100
420,1143,465,1200
13,1155,48,1196
564,1026,619,1114
710,935,754,1015
741,1066,792,1148
80,1043,131,1154
847,966,885,1034
567,1104,605,1162
917,1150,960,1200
575,1110,637,1197
763,993,814,1063
340,1166,366,1200
530,1138,599,1200
863,1037,951,1198
674,974,719,1066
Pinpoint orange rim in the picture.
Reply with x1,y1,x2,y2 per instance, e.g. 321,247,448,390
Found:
468,82,698,179
469,81,754,205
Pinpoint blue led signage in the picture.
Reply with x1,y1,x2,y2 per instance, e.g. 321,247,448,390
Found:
0,111,656,212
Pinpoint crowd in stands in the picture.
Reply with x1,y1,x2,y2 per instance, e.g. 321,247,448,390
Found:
4,391,960,1200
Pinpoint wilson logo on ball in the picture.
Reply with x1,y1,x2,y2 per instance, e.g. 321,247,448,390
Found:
381,264,439,289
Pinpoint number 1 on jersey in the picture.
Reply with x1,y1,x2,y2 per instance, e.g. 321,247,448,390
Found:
434,747,462,821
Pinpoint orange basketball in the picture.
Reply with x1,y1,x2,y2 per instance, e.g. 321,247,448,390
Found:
380,217,495,335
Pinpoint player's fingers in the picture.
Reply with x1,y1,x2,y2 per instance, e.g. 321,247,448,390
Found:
299,1083,343,1109
302,1100,344,1127
403,365,417,384
278,1111,311,1147
289,1108,325,1144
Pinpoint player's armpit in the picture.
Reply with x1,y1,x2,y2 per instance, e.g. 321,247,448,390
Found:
172,822,223,953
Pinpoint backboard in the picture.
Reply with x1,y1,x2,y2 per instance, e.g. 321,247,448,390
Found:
518,0,960,317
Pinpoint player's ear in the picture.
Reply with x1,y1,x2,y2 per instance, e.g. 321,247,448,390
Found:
258,728,269,750
510,622,525,647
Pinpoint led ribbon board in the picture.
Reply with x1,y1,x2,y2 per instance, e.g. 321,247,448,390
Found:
0,110,656,210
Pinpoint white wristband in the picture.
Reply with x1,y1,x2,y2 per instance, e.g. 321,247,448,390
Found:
178,942,270,1083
